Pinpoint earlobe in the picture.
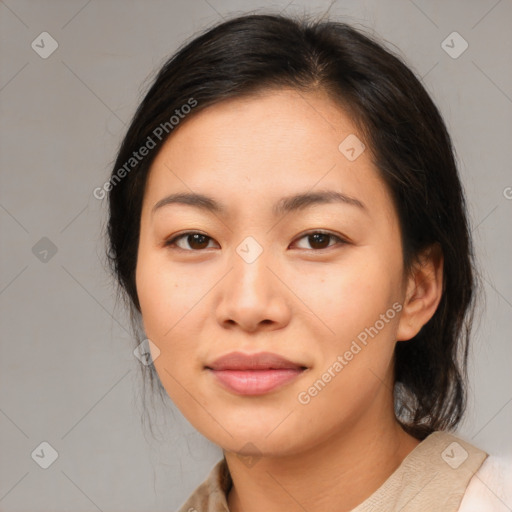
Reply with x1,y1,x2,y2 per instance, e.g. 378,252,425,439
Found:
396,243,444,342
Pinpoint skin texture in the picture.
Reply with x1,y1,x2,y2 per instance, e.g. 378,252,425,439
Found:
135,88,444,512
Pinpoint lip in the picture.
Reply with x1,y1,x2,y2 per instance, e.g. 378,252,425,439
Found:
206,351,306,371
205,351,308,396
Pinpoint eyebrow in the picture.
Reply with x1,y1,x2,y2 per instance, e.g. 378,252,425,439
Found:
151,189,366,218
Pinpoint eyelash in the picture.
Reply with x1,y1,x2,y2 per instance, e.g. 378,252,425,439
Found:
163,230,348,252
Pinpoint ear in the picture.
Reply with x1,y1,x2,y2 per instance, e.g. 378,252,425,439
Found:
396,243,444,342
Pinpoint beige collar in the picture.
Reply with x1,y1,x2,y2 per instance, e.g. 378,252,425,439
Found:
178,431,487,512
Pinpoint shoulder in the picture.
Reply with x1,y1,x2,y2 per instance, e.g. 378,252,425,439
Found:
457,454,512,511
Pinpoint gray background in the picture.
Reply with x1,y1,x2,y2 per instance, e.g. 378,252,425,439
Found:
1,0,511,510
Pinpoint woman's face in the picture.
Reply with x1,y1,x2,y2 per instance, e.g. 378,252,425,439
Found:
136,88,410,456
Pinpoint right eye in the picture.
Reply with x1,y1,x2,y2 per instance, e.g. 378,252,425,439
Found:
164,231,220,251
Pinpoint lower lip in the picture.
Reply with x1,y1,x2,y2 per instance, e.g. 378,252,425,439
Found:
208,368,305,395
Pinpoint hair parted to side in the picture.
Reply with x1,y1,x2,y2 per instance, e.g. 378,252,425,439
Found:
104,13,478,440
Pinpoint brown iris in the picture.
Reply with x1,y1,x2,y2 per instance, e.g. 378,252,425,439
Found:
306,233,332,250
186,233,210,250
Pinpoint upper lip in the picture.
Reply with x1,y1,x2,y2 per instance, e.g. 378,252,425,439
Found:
206,351,307,371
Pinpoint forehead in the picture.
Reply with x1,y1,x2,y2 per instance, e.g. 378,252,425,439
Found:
154,88,359,167
143,88,393,219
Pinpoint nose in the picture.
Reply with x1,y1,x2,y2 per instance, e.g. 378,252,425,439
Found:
215,243,292,333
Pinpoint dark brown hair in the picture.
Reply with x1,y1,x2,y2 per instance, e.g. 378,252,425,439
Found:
105,13,477,440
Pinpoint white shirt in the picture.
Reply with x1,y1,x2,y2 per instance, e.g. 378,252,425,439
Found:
458,455,512,511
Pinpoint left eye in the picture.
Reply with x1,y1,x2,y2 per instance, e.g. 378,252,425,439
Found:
165,232,218,251
292,231,346,250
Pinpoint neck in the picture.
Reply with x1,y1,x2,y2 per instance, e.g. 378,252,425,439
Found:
225,406,420,512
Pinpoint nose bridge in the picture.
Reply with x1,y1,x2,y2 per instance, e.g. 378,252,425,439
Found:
230,234,271,300
216,233,290,330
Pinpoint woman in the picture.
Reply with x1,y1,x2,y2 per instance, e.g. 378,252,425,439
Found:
105,13,509,511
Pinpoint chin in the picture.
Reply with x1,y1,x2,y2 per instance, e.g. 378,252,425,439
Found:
194,413,312,458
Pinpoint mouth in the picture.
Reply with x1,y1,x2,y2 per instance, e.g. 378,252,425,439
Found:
205,351,308,396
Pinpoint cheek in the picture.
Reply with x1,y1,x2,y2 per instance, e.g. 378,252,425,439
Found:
135,252,214,402
290,250,401,343
287,250,402,414
136,250,209,339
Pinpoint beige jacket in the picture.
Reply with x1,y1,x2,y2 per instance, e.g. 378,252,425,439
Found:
177,431,495,512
